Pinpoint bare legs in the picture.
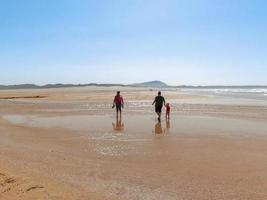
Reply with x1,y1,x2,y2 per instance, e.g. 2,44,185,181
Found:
116,110,122,119
157,112,161,122
116,104,122,119
166,112,170,120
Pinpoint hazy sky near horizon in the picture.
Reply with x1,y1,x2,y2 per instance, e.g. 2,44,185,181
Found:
0,0,267,85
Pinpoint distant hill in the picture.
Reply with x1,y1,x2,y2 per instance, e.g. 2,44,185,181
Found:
0,83,124,90
0,82,267,90
130,81,169,88
0,81,169,90
0,84,39,90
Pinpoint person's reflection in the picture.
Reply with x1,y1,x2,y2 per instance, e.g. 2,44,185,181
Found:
112,117,124,132
164,118,171,134
154,121,163,134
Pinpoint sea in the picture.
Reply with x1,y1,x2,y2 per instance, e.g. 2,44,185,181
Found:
176,87,267,101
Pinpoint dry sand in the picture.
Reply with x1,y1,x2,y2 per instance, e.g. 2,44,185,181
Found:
1,87,267,200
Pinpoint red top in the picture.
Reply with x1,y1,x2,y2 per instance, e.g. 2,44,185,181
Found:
114,95,124,104
166,103,170,111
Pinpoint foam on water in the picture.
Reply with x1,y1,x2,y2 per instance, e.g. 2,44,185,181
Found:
181,88,267,95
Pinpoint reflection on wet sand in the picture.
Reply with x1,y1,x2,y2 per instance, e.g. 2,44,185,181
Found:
154,122,163,134
154,119,171,134
112,117,124,132
165,118,171,134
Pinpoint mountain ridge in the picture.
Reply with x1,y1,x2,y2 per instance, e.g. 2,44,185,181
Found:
0,81,267,90
130,80,168,88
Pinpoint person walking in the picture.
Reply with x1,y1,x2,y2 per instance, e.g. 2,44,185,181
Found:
113,91,124,118
165,103,171,119
152,91,165,122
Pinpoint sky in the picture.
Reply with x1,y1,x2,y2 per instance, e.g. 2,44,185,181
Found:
0,0,267,85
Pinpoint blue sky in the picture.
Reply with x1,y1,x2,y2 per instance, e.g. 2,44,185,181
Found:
0,0,266,85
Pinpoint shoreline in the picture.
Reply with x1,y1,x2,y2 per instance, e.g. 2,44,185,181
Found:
1,87,267,199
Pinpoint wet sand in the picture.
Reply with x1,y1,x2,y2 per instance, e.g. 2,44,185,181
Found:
1,87,267,199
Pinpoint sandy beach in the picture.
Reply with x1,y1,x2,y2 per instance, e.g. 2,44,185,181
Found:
1,86,267,200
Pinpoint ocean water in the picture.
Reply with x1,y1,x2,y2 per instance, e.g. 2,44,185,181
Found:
180,88,267,96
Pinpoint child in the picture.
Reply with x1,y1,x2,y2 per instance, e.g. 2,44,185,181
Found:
165,103,170,119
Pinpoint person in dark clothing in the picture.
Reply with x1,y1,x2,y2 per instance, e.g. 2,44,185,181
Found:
113,91,124,118
152,91,165,121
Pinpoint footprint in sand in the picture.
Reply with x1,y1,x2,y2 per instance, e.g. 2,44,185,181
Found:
1,176,16,193
26,185,44,192
4,178,16,184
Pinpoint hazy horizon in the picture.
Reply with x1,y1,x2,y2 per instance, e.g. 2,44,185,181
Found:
1,80,267,87
1,0,266,85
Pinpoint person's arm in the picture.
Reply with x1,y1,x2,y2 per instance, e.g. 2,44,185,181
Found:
163,97,166,106
112,96,116,108
152,98,156,105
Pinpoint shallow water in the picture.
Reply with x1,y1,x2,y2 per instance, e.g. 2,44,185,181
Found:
3,113,267,199
4,114,267,138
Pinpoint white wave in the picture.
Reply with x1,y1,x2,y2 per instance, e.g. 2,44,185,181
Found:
181,88,267,95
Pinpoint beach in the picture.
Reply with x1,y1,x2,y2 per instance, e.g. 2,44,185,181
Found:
1,87,267,200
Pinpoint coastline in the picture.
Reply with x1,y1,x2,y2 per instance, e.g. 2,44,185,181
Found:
1,87,267,199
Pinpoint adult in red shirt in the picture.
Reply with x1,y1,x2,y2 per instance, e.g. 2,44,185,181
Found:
113,91,124,118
